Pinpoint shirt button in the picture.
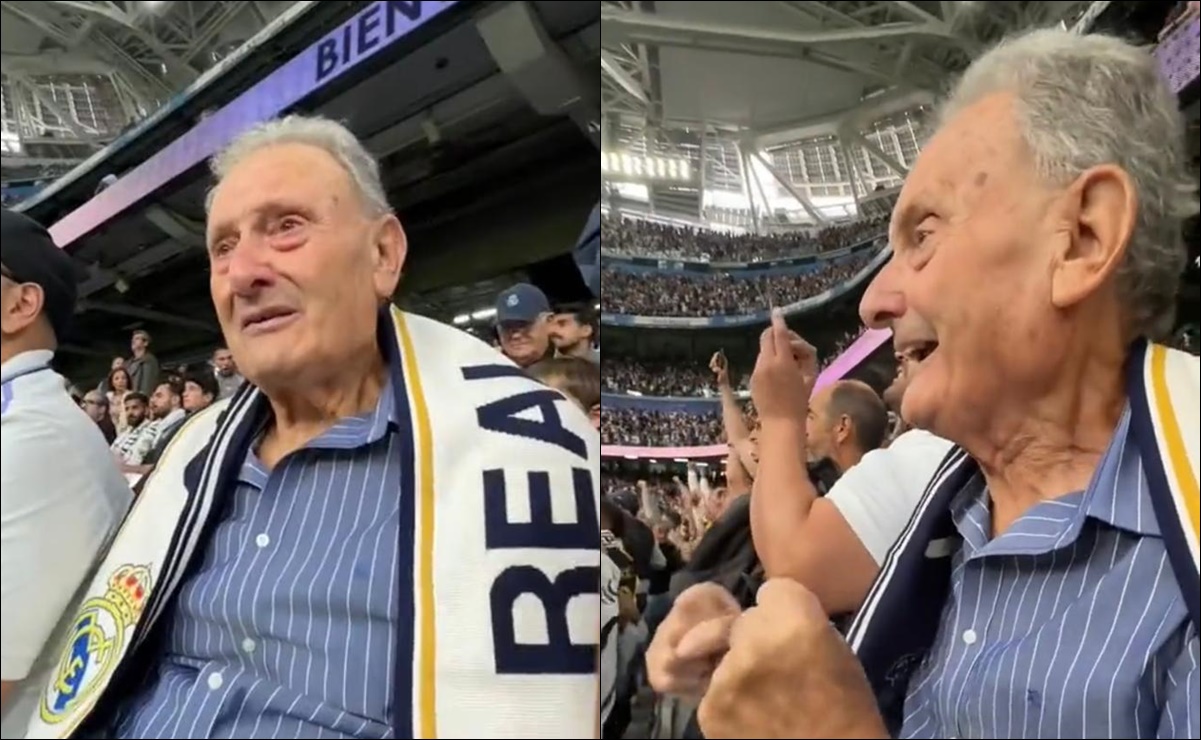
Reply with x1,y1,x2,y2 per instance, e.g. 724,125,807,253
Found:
255,533,270,548
962,628,978,645
207,672,224,690
241,638,257,654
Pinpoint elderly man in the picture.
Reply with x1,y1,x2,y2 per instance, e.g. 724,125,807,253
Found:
22,116,599,739
496,282,553,368
650,29,1199,739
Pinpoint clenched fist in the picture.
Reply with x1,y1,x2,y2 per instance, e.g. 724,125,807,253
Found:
645,583,741,700
697,579,888,739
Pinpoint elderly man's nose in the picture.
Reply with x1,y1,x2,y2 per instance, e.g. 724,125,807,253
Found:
859,260,905,330
225,241,275,295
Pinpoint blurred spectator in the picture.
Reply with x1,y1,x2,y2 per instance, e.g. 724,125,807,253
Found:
527,356,600,428
126,329,160,397
550,302,600,363
495,282,553,368
182,370,218,414
106,365,133,432
211,346,243,400
81,390,118,444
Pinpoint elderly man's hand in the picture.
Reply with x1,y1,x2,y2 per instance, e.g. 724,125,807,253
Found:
697,579,889,739
645,583,741,700
750,309,818,424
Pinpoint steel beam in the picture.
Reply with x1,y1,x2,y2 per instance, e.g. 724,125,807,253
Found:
753,150,827,224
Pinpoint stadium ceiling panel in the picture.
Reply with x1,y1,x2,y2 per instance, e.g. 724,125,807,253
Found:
1,0,296,180
601,0,1096,133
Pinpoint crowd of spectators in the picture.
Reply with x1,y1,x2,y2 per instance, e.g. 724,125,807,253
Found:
602,252,876,317
601,408,723,447
603,358,750,398
603,328,861,400
602,214,888,262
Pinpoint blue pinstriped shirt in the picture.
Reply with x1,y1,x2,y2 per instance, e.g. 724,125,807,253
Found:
900,410,1200,739
103,378,401,739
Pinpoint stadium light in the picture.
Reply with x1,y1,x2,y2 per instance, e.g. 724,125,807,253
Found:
471,307,497,321
452,313,470,325
601,151,693,183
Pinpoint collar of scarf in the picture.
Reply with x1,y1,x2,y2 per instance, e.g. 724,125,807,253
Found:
844,340,1199,735
24,306,600,739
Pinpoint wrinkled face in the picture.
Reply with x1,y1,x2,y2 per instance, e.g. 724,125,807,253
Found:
859,93,1078,438
206,142,405,391
499,317,550,367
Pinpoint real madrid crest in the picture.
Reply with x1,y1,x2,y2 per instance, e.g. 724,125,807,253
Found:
40,564,152,724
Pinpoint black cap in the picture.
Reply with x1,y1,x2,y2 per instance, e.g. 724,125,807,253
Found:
0,209,77,342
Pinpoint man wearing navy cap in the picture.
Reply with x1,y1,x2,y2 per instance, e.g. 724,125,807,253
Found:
0,209,131,736
495,282,553,368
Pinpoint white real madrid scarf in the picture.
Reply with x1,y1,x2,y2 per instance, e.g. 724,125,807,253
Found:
845,340,1200,736
23,306,601,739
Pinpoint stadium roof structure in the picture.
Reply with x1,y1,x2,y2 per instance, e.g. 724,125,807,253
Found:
600,0,1102,226
0,1,355,186
602,1,1105,131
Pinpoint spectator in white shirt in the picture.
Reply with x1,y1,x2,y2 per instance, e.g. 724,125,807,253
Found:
0,209,131,736
647,335,951,697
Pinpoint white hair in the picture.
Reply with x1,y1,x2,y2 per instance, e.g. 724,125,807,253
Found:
940,28,1196,339
206,115,391,217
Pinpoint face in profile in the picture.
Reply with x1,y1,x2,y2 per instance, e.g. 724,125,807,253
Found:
205,142,405,389
549,313,590,351
861,93,1069,437
805,385,837,463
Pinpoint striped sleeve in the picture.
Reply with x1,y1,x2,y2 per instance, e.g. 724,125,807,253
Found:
1158,625,1200,739
599,552,622,726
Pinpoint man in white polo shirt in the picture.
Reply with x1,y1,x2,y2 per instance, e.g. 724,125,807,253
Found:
0,209,132,737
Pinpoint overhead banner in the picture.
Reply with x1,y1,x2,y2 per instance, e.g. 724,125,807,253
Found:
47,1,458,249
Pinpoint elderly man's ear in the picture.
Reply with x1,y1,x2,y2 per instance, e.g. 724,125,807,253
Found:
1049,164,1137,312
371,214,407,301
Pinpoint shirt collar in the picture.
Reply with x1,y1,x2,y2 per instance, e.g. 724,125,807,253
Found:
1078,405,1159,537
236,372,398,486
950,403,1158,558
0,349,54,384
